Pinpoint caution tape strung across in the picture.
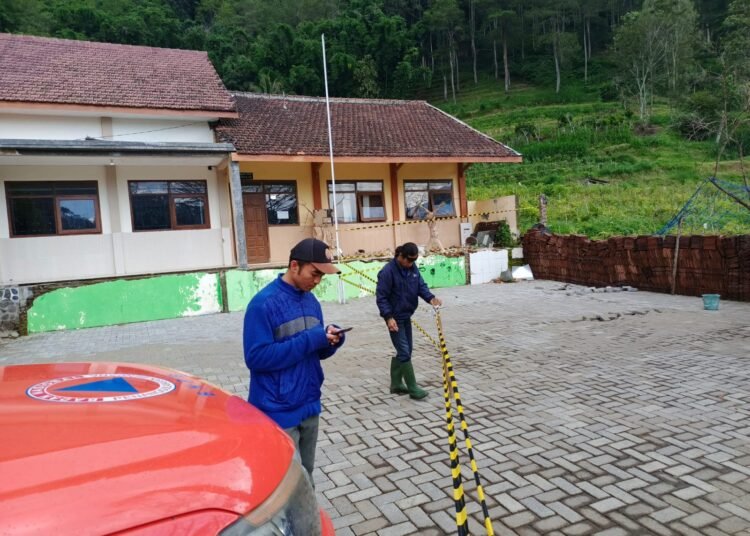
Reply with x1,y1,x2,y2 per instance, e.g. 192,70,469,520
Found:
337,271,494,536
339,208,516,233
339,263,379,286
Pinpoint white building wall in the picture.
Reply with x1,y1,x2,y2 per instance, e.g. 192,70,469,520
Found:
0,114,102,140
470,249,509,285
111,118,215,143
0,163,231,285
120,229,225,274
0,113,215,143
1,234,116,284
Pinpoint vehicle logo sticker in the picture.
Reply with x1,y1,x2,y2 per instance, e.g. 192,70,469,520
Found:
26,374,176,403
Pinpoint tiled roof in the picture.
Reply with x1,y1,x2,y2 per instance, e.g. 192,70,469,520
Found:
217,93,520,160
0,33,235,113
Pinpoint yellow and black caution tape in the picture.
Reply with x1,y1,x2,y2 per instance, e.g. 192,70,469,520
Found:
339,277,376,297
340,208,516,233
336,252,392,262
443,351,470,536
339,262,379,286
336,275,494,536
411,318,439,352
434,309,494,536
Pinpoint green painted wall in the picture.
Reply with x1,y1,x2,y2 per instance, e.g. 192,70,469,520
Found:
226,268,284,312
27,273,221,333
418,255,466,288
226,256,466,312
26,256,467,333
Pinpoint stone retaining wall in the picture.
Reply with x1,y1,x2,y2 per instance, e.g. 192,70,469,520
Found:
522,228,750,301
0,286,32,337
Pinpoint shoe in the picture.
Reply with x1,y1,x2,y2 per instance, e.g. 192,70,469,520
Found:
401,361,428,400
389,357,409,394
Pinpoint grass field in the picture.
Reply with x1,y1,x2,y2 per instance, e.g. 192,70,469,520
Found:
427,76,750,239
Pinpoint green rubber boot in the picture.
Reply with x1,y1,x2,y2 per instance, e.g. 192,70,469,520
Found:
401,361,428,400
390,357,409,394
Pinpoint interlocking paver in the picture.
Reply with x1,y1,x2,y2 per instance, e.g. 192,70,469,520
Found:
2,280,749,535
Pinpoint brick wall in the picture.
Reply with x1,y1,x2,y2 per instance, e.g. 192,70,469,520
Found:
522,228,750,301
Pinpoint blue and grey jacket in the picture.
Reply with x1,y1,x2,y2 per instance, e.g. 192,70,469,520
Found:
376,258,435,321
243,274,343,429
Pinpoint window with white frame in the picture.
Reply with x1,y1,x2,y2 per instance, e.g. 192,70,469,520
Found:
404,180,456,220
5,181,101,237
327,181,385,223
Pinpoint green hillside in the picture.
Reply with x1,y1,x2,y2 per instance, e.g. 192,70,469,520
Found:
430,77,750,239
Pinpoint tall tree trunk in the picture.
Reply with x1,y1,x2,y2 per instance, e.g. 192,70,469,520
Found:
493,39,498,79
449,50,456,103
471,0,477,84
443,73,448,101
503,34,510,92
453,44,460,92
430,33,435,73
554,37,561,94
583,19,588,82
520,4,525,60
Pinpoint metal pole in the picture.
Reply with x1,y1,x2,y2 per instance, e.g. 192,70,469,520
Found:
321,34,346,303
671,216,683,295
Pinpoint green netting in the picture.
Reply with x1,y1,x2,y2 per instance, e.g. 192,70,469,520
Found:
656,177,750,236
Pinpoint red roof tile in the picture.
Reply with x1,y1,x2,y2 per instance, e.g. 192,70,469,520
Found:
0,33,235,113
217,93,520,160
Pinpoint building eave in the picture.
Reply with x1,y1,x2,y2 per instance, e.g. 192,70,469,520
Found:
0,101,238,119
230,153,522,164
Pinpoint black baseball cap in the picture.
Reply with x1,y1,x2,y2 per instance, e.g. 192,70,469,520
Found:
289,238,340,274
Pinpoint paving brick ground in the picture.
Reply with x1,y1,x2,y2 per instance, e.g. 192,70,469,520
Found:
2,280,749,536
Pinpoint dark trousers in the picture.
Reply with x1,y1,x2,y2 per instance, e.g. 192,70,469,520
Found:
284,414,319,482
389,318,413,363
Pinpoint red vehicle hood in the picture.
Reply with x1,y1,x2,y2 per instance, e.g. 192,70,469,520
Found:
0,362,294,534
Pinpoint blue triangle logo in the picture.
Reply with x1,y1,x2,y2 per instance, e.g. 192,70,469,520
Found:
58,377,138,393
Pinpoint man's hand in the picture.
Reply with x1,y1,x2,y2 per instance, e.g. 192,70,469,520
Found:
430,297,443,307
326,325,343,346
386,318,398,332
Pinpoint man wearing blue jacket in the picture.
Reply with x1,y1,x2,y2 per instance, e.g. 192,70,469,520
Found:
244,238,346,479
376,242,442,399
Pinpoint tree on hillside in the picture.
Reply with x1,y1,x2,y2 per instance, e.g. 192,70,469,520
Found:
722,0,750,79
579,0,607,82
656,0,700,92
485,2,517,92
714,0,750,171
530,0,579,94
613,2,668,121
425,0,464,102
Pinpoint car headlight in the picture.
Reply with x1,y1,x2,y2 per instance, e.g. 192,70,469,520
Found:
220,459,322,535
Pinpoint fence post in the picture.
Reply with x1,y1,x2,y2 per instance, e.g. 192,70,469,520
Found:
671,216,683,295
539,194,548,226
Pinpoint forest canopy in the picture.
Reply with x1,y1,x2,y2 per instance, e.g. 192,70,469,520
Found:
0,0,741,99
2,0,748,153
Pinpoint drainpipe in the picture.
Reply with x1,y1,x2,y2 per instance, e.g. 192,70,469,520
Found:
229,159,248,269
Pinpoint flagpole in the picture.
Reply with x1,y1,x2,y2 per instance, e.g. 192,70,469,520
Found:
321,34,346,304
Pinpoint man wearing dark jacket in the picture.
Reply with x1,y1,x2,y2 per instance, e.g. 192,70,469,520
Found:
376,242,442,399
243,238,346,479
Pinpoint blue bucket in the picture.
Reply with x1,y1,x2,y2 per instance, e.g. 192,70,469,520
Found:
702,294,720,311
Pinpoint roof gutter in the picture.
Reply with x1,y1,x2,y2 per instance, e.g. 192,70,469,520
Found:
0,139,236,157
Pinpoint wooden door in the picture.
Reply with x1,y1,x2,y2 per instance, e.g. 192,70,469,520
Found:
243,193,270,263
